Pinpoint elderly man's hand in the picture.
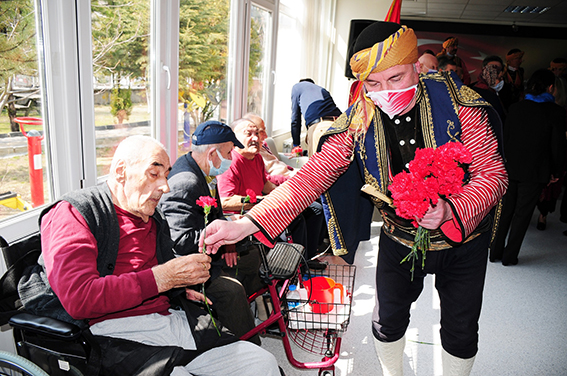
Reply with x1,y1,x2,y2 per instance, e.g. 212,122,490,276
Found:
152,253,211,293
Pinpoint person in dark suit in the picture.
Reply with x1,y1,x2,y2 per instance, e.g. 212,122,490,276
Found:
490,69,566,265
470,56,507,125
159,120,261,344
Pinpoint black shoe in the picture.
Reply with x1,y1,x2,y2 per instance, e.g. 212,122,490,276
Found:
502,258,518,266
489,255,501,262
537,215,546,231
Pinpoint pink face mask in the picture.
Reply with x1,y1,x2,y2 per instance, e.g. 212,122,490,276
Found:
366,84,418,119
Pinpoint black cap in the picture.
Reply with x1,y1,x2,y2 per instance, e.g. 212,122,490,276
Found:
192,120,244,149
353,21,401,55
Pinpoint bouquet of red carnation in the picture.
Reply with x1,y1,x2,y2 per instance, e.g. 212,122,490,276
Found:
291,146,303,157
196,196,220,335
388,142,472,280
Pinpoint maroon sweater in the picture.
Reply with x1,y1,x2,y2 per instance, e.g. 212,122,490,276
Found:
41,201,170,325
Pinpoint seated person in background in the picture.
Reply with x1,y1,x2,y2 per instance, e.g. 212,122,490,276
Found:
34,135,279,375
418,52,438,74
243,112,296,185
217,118,326,259
159,121,261,345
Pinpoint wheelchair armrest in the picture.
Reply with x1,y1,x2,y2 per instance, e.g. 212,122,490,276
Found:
9,312,82,341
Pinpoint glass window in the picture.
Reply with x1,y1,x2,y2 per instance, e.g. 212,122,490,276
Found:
272,9,300,136
0,1,50,221
91,0,152,177
246,4,272,119
178,0,231,156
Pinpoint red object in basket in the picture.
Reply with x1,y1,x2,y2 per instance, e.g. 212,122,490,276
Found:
304,276,344,314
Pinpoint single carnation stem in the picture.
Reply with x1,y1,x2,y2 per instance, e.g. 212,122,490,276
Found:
202,282,221,336
400,226,430,281
201,222,221,336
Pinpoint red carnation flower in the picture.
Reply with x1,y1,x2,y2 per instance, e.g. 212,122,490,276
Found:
245,189,257,204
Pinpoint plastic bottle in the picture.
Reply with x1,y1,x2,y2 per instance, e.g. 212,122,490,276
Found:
287,284,300,309
297,285,308,302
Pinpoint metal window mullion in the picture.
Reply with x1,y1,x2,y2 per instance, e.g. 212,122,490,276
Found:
151,0,180,161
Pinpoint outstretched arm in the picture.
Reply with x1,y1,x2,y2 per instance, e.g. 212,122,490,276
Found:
201,217,259,255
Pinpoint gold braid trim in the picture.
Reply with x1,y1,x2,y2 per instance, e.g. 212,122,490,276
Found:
323,191,349,256
417,79,437,149
358,108,389,203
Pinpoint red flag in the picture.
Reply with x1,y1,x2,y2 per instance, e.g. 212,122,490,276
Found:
385,0,401,23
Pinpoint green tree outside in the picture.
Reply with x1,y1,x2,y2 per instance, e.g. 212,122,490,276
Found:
0,0,40,132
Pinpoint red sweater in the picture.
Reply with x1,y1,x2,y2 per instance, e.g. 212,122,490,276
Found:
41,201,170,325
217,150,267,212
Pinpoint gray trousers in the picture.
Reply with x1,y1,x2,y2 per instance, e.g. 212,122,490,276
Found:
90,309,279,376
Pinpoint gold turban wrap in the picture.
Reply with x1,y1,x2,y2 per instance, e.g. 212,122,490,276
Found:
442,37,458,49
506,50,524,64
349,26,419,82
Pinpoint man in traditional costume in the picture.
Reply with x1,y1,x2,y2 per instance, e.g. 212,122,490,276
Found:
501,48,525,110
202,22,507,376
436,36,471,85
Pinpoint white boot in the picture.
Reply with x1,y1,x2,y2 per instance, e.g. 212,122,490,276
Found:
442,349,475,376
374,335,405,376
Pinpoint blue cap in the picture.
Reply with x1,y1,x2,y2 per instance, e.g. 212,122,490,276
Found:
192,120,244,149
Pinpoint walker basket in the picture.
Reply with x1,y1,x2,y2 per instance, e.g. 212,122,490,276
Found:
284,264,356,355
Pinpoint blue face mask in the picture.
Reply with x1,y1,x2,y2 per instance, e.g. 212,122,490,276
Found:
491,80,504,93
208,148,232,176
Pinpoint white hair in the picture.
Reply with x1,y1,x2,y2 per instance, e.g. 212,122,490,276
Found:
191,143,221,155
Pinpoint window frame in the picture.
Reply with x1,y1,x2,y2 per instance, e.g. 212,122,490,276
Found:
0,0,284,242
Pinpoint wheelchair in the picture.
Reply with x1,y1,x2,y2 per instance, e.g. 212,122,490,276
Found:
0,350,49,376
1,231,355,376
1,233,92,376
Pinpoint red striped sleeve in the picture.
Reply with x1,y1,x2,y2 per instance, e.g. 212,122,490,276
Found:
440,105,508,242
246,131,354,243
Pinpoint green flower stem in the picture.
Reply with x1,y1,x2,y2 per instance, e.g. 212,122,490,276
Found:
202,282,221,336
400,226,430,281
201,219,221,336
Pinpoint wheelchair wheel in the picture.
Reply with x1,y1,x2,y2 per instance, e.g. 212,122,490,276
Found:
0,351,49,376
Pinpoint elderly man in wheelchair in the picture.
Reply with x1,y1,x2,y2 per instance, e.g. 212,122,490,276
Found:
0,135,280,376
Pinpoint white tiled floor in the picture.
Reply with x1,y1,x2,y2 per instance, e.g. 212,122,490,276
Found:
262,204,567,375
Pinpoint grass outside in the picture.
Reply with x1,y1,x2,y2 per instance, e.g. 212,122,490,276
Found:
0,104,151,134
0,153,47,220
0,104,189,222
0,104,152,220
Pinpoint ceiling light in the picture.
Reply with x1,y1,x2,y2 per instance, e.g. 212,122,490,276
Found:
504,5,551,14
520,6,535,13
